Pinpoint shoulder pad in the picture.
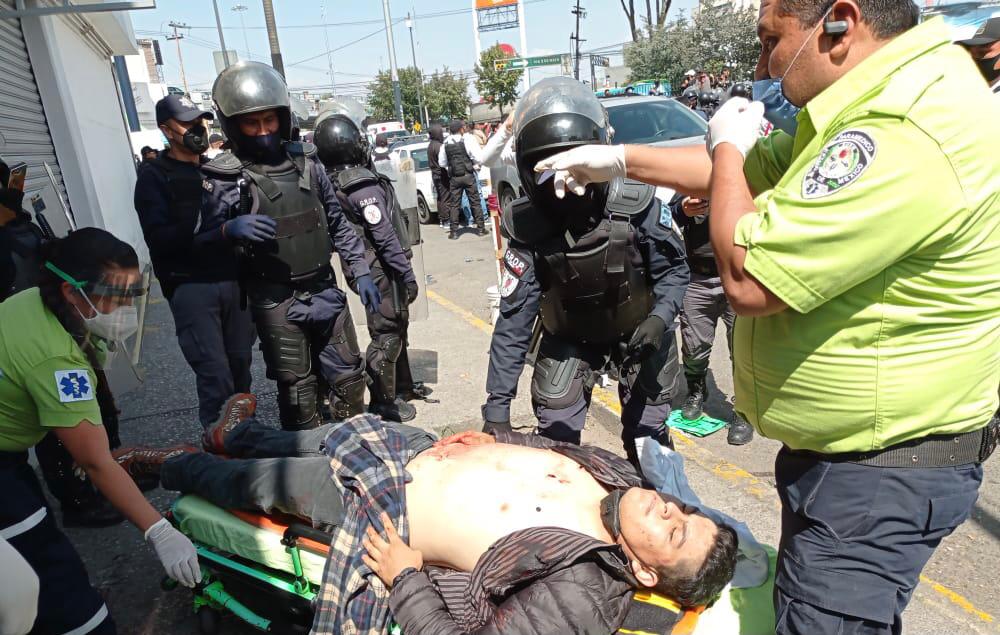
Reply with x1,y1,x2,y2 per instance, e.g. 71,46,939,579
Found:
283,141,317,158
501,196,560,245
335,166,379,192
201,151,243,177
605,177,655,216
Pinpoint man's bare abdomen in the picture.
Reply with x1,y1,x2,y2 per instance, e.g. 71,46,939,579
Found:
405,443,612,572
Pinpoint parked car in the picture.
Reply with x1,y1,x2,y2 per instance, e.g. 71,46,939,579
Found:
392,140,493,224
490,95,708,212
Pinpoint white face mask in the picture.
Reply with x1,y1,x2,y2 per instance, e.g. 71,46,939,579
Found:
77,294,139,343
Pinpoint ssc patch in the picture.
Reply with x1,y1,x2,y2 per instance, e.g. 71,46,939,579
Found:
503,250,527,277
802,130,876,199
54,370,94,403
499,269,519,297
363,204,382,224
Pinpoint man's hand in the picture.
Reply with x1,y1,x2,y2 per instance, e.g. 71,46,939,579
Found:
533,145,627,199
626,315,666,362
503,115,513,134
434,430,497,448
706,97,765,159
681,197,709,217
405,281,419,305
362,512,423,588
223,215,277,242
356,274,382,314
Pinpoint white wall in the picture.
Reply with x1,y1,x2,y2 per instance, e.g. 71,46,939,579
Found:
20,11,149,264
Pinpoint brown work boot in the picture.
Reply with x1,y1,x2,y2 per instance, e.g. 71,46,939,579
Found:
203,393,257,454
113,445,197,489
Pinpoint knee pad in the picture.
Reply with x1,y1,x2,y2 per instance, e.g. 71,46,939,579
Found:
331,373,366,419
368,333,403,369
277,375,320,429
331,308,362,364
531,339,593,410
258,322,311,383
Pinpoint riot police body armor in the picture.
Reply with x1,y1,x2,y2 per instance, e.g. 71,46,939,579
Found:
206,62,374,430
483,77,690,462
314,103,421,423
443,141,474,178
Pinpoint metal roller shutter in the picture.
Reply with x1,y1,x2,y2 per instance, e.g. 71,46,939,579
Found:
0,0,68,208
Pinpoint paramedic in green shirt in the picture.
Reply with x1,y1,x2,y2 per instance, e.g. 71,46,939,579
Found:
0,228,201,634
533,1,1000,632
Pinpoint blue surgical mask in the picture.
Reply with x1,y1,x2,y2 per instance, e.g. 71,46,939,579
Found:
752,79,801,136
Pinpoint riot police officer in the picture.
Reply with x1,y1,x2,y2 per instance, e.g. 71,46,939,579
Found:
482,77,689,464
698,91,718,118
202,61,380,431
669,193,753,445
313,100,420,423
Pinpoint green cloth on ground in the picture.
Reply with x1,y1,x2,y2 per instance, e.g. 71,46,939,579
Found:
666,409,727,437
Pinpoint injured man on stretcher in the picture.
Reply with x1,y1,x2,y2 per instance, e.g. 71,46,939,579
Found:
121,394,738,634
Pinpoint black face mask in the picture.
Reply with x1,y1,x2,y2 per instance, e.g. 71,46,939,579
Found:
976,54,1000,84
600,489,627,540
181,124,210,154
0,187,24,213
244,132,283,163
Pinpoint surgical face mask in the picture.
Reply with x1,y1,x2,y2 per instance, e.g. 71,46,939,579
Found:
975,53,1000,84
76,293,139,343
181,123,210,154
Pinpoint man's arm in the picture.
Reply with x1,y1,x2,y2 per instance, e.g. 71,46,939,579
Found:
133,168,200,254
708,145,786,317
437,143,448,173
313,162,370,279
464,132,488,165
351,185,415,284
478,124,512,167
624,144,713,199
643,208,691,326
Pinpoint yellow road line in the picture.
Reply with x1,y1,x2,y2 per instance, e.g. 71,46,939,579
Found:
426,289,996,627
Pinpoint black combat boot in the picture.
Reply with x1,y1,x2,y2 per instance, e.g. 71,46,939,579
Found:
727,412,754,446
681,376,707,420
448,231,459,240
369,397,417,422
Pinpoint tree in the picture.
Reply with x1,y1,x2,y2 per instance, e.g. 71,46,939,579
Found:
474,44,522,118
367,66,424,125
620,0,672,42
625,6,758,89
423,68,470,122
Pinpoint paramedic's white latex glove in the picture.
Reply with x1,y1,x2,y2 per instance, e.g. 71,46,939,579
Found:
706,97,765,159
145,517,201,588
533,144,627,199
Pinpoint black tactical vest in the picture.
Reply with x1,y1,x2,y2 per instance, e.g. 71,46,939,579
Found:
505,179,656,344
332,167,412,257
444,139,473,177
243,157,333,284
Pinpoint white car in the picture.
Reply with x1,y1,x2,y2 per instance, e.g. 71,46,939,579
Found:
393,140,493,224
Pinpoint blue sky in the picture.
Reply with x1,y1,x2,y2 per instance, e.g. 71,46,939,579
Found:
130,0,700,99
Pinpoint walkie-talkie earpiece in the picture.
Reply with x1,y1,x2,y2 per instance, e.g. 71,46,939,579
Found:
824,14,849,36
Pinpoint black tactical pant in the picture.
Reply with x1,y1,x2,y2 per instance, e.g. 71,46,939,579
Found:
432,172,456,227
356,265,413,407
679,272,735,381
529,330,680,446
248,279,365,430
448,173,484,232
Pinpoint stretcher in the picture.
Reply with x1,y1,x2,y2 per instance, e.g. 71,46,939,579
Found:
165,495,776,634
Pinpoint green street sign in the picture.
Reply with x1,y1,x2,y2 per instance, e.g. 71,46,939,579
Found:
495,54,564,71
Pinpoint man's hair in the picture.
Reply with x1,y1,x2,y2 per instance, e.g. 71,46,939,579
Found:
778,0,918,39
653,523,738,607
449,119,465,135
375,133,388,148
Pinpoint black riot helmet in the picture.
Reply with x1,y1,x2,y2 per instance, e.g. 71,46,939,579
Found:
698,91,715,108
728,83,751,100
513,76,610,217
313,97,370,170
211,61,292,155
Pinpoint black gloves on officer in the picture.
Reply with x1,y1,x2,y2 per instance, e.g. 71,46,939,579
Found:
626,315,666,362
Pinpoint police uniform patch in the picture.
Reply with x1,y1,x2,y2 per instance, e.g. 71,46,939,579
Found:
503,249,527,277
363,204,382,224
802,130,876,199
54,370,94,403
202,180,214,192
499,269,519,298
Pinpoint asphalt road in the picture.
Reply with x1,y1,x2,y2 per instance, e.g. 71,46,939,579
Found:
60,222,999,634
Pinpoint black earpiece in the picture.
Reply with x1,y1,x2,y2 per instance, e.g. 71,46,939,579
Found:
824,14,849,36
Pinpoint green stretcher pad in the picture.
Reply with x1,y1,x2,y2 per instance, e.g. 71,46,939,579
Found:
666,409,728,437
172,495,329,586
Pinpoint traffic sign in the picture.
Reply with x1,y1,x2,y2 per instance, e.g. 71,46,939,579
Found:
590,55,610,68
494,54,564,71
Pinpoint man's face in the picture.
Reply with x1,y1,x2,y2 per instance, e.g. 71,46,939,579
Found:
142,150,157,160
159,116,207,152
697,73,709,84
616,488,718,586
969,40,1000,65
238,109,281,137
756,0,833,105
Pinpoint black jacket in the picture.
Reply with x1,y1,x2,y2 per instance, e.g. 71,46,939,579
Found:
388,430,646,635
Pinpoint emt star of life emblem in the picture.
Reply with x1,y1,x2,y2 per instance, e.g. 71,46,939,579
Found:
801,130,876,199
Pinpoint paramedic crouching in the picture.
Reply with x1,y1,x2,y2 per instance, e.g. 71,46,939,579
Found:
0,229,200,634
535,0,1000,631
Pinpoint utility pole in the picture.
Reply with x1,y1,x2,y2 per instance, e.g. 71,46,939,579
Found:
381,0,403,123
212,0,231,68
570,0,586,81
320,1,335,95
166,21,190,96
232,4,251,61
405,13,425,127
261,0,285,79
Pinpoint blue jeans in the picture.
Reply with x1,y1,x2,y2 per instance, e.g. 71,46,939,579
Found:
460,175,488,225
160,419,436,531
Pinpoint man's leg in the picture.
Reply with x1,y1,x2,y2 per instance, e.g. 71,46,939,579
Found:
365,299,416,422
679,274,718,421
448,179,464,235
530,335,595,445
169,282,240,426
619,333,678,467
716,285,753,444
220,280,255,395
462,175,486,231
161,453,344,531
773,448,983,635
222,418,334,458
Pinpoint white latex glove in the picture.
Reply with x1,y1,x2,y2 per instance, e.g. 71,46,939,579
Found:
145,517,201,588
706,97,766,159
533,144,627,199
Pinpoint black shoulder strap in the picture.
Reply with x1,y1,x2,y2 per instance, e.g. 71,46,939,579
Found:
335,166,379,192
502,196,560,245
201,151,244,178
605,177,655,217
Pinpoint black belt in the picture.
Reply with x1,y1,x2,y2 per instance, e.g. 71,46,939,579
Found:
788,419,997,468
688,259,719,277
